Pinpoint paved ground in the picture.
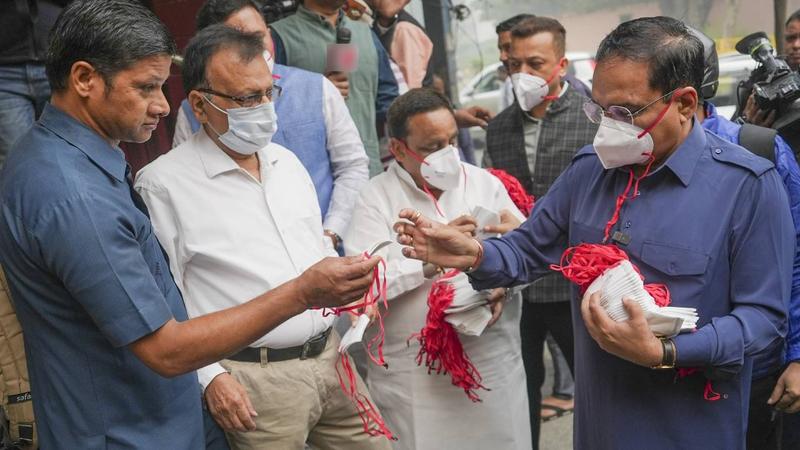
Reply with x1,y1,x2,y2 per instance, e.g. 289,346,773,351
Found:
538,347,573,450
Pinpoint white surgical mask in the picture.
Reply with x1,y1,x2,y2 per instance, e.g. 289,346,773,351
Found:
204,98,278,156
419,145,462,190
592,116,654,169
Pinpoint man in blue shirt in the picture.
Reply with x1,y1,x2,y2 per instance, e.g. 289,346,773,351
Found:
0,1,381,448
393,17,794,449
690,27,800,449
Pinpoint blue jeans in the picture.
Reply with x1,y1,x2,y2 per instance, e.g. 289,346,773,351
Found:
0,63,51,168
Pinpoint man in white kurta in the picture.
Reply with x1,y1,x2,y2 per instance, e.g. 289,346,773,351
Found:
134,25,390,450
344,88,531,450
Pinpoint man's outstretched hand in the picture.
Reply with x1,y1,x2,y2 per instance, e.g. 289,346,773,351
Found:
394,209,482,270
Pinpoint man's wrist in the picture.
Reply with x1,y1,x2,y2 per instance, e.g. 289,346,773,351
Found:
464,238,484,272
650,337,676,369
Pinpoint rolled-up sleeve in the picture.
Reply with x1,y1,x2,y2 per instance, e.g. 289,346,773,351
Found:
674,170,793,375
469,160,573,290
37,194,173,348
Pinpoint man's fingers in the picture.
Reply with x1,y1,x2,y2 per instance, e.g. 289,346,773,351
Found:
224,406,247,432
768,377,785,405
450,215,477,227
242,387,258,417
588,294,615,331
421,225,458,240
340,255,381,281
775,391,796,411
622,298,645,322
786,397,800,414
487,302,503,328
402,246,422,260
580,292,598,335
235,400,257,431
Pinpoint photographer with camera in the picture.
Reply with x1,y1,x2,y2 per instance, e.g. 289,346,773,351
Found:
691,27,800,450
736,19,800,155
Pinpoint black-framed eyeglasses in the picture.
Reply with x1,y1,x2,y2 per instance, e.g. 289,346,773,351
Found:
583,87,679,125
198,85,282,108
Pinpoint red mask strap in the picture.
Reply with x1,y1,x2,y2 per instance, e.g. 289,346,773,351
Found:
541,58,565,102
398,142,429,165
637,89,681,139
602,154,656,242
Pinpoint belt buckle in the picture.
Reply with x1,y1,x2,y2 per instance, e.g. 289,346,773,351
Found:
300,341,311,360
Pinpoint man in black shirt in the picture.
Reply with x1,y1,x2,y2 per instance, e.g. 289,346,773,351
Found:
0,0,69,168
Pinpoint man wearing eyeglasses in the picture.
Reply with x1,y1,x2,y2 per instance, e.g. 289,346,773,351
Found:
392,16,793,450
134,25,391,450
482,16,597,449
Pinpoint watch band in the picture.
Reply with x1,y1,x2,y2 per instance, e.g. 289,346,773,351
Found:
651,337,677,370
323,230,341,247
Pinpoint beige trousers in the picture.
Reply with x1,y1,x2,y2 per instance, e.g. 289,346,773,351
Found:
220,331,392,450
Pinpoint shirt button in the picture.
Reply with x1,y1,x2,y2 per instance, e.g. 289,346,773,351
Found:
714,148,722,154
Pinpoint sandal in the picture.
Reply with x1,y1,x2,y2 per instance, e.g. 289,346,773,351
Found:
540,396,574,422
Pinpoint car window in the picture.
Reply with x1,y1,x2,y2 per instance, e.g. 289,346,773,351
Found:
474,71,502,94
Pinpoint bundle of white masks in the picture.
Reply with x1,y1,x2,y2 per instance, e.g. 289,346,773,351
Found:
585,260,698,337
441,272,493,336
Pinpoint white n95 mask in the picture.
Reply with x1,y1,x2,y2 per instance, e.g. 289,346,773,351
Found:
420,145,463,190
510,58,564,111
592,116,653,169
204,98,278,156
511,73,551,111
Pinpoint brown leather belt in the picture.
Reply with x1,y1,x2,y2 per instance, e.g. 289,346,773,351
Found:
227,328,331,363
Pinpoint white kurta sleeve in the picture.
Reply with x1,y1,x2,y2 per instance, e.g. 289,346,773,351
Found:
320,77,370,237
343,190,425,300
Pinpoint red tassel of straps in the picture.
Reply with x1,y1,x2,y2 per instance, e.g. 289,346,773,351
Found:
550,244,671,307
551,244,721,400
410,270,488,402
335,351,397,439
321,253,396,438
486,168,535,217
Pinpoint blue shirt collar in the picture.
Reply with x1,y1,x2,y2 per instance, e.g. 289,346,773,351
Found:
39,104,128,183
657,119,706,187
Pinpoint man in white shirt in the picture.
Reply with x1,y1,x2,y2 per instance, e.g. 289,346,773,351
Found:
135,25,390,450
173,0,369,250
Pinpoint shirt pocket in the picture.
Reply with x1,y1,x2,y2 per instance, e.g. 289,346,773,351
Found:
639,241,710,277
569,220,605,245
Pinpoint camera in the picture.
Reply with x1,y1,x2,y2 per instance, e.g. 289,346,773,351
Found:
736,32,800,110
736,31,800,145
260,0,299,24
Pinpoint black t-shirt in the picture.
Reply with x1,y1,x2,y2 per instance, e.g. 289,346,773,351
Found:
0,1,70,64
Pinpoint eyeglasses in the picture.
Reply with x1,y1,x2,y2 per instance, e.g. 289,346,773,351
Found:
198,85,282,108
583,88,679,125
